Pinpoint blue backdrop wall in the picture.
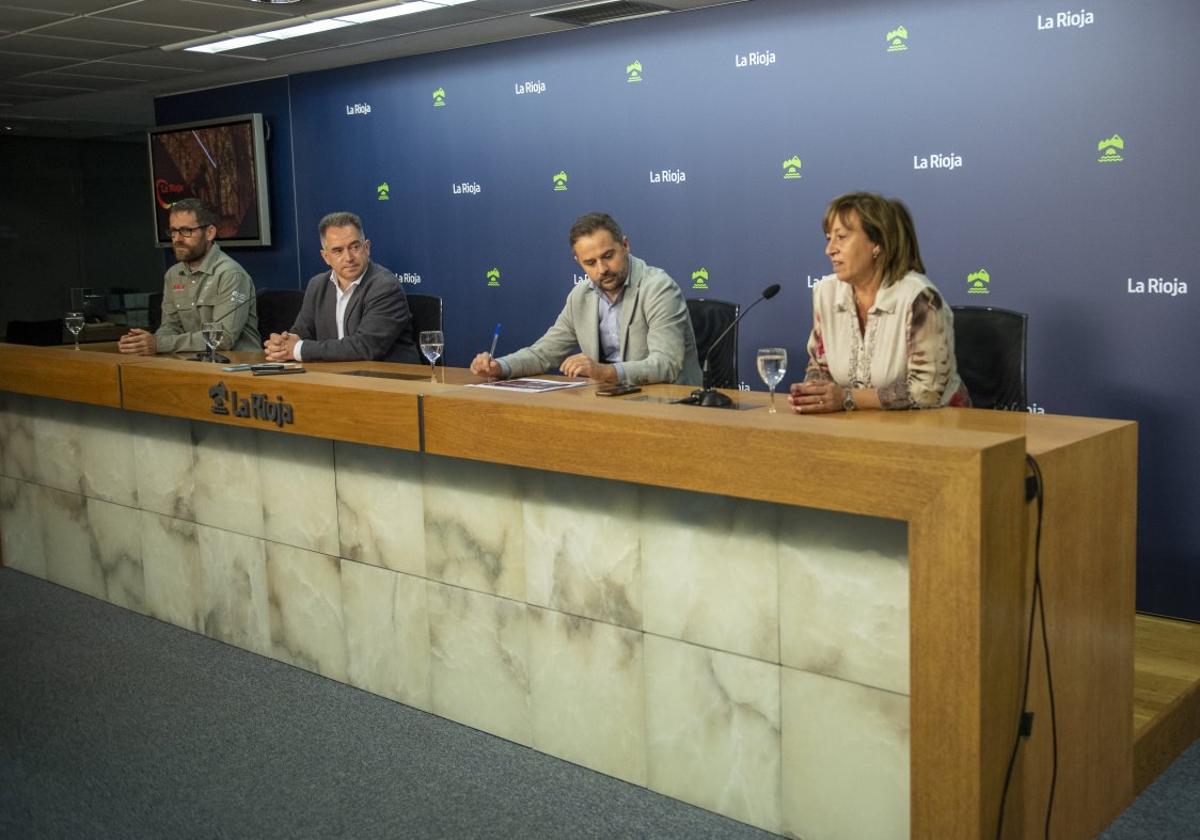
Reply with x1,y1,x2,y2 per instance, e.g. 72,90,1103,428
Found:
156,0,1200,619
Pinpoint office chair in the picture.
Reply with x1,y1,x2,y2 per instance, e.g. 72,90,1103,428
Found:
687,298,740,389
407,293,443,338
951,305,1028,410
256,290,306,338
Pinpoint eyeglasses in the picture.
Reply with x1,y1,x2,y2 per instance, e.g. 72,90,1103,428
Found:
324,241,365,260
168,225,208,238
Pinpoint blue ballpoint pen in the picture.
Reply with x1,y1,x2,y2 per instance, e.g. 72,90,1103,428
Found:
489,323,501,357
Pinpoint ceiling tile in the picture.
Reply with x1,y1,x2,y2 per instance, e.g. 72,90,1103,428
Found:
86,59,204,81
0,50,79,74
0,78,95,95
26,70,138,90
31,16,211,48
0,8,73,31
0,0,131,13
96,0,283,32
101,46,251,70
0,33,141,60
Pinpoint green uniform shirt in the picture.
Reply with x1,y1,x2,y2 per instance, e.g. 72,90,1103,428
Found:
156,242,261,354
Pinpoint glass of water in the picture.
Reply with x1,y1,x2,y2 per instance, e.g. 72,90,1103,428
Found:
201,321,225,362
64,312,85,350
756,347,788,413
419,330,444,382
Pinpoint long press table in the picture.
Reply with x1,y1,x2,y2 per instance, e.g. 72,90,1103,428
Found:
0,342,1136,839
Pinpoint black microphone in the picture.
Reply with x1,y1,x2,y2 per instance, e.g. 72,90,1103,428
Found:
680,283,782,409
184,290,256,363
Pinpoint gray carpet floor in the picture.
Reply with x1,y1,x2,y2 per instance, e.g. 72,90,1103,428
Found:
1,566,1197,839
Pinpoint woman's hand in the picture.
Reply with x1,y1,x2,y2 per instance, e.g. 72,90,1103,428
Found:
789,380,845,414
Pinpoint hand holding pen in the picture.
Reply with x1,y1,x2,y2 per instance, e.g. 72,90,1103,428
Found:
469,323,503,378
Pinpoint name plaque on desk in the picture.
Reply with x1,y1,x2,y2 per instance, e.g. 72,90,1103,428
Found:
208,381,294,428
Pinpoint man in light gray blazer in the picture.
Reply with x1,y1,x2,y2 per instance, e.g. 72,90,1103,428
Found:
263,211,419,363
470,213,701,386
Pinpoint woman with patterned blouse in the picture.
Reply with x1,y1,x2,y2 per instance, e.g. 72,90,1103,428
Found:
789,192,970,414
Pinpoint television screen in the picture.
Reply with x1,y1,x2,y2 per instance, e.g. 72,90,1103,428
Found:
148,113,271,247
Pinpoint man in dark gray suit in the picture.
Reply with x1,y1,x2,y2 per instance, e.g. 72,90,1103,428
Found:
263,211,419,363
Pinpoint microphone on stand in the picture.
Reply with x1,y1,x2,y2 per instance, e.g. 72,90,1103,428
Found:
678,283,782,409
186,291,256,363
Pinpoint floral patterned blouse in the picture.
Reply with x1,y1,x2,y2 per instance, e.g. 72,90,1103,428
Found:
804,271,970,409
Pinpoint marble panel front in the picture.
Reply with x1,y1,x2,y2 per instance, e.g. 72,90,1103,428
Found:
781,668,910,840
0,477,46,578
523,470,642,630
641,486,779,662
198,526,271,657
41,482,105,600
423,456,524,601
191,421,265,539
427,581,531,746
76,403,137,508
0,394,37,482
257,432,337,556
131,411,197,522
779,510,909,694
528,606,646,785
86,496,145,613
265,543,348,683
644,634,782,834
334,442,426,576
140,510,202,632
341,559,432,711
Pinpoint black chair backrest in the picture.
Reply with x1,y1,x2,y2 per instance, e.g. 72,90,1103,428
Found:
687,298,740,389
951,305,1028,411
5,319,64,346
407,293,444,344
148,292,163,333
256,290,305,338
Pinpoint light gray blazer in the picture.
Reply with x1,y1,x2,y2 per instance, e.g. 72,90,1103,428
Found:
498,256,701,386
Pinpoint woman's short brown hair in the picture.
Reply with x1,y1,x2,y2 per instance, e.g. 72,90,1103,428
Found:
822,192,925,288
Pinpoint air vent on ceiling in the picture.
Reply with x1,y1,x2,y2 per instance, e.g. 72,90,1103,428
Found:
533,1,671,27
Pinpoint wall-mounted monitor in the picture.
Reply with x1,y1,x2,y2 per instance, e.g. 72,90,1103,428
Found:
148,113,271,247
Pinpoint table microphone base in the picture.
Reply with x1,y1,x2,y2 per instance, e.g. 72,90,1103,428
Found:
187,352,231,364
677,388,735,409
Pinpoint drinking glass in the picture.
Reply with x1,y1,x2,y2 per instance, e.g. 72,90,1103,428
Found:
64,312,85,350
419,330,444,382
756,347,788,413
201,321,225,363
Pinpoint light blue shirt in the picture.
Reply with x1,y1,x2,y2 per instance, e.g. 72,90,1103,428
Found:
498,278,628,382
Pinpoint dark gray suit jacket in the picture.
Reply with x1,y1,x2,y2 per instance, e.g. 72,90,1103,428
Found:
291,260,419,363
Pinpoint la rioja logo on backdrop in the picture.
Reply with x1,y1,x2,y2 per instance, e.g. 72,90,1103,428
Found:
1097,134,1124,163
626,61,643,83
886,27,909,52
377,182,390,201
432,87,446,107
967,269,990,295
691,268,710,290
553,171,568,192
486,267,501,287
782,156,802,180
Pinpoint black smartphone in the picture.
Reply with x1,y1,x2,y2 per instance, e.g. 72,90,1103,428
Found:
596,384,642,397
252,367,306,376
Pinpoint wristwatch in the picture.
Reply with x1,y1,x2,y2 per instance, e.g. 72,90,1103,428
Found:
842,389,857,412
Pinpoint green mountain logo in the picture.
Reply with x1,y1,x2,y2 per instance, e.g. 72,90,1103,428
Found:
626,60,643,83
691,267,710,290
553,170,568,191
967,268,991,295
432,87,446,107
486,267,501,287
887,26,909,52
782,156,802,180
1097,133,1124,163
376,182,390,201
